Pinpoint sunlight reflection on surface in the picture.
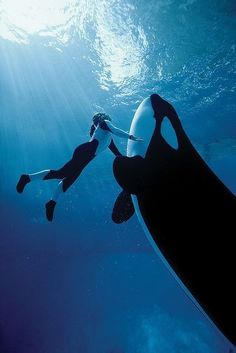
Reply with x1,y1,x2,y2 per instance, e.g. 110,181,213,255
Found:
0,0,149,92
0,0,73,40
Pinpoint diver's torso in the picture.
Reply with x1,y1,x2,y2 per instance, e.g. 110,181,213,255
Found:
90,124,112,155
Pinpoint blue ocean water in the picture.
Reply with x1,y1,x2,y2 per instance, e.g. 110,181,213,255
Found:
0,1,235,352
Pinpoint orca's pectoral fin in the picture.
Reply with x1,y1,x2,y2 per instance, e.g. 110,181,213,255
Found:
112,190,135,224
113,155,146,195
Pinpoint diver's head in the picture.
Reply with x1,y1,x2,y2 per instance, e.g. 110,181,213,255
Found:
92,112,111,126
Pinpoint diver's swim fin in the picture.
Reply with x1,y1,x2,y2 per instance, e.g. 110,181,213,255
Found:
16,174,30,193
45,200,56,222
112,190,135,223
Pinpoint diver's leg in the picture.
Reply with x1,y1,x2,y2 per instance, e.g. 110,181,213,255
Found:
43,159,75,181
45,157,80,217
16,170,51,193
45,162,96,221
16,159,76,194
45,141,98,221
43,145,96,182
45,180,64,221
29,170,51,180
45,140,98,182
18,141,98,195
30,150,86,184
45,173,81,222
45,154,97,222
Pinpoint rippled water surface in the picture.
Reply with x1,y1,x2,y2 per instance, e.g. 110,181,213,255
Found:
0,1,235,352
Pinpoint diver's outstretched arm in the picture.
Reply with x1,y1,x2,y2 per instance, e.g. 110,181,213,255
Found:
101,120,143,141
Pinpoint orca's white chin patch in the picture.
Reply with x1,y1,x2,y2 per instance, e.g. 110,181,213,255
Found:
127,97,155,158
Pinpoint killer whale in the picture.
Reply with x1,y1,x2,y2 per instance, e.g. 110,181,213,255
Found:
112,94,236,346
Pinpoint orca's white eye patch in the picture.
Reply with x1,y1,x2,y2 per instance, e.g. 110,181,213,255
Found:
161,117,178,150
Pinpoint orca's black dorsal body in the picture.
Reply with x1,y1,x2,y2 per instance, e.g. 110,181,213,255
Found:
113,94,236,346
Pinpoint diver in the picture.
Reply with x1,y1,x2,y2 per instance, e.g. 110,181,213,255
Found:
16,113,143,221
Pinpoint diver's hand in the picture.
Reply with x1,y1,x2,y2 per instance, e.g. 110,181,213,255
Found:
129,135,144,142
